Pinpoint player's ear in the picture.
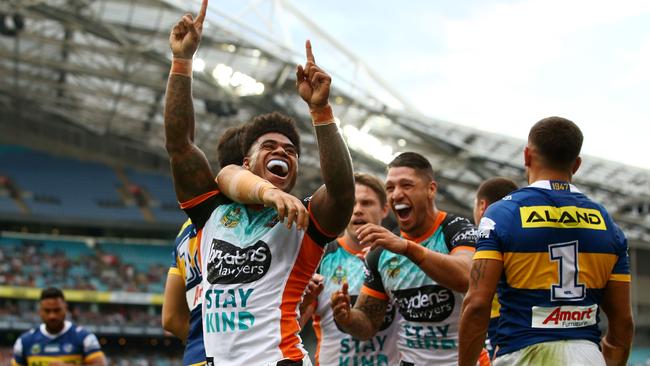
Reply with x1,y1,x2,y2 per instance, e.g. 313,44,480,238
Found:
571,156,581,175
524,146,532,168
428,180,438,200
381,202,389,219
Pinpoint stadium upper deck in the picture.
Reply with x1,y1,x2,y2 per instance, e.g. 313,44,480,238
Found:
0,0,648,240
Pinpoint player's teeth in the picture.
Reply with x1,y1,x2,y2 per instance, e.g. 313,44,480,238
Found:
394,204,410,210
266,160,288,173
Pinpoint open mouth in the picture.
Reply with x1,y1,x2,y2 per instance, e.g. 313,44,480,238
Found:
266,159,289,178
351,218,367,226
394,203,412,220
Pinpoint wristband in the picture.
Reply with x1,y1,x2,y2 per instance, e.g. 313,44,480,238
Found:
310,104,336,126
171,58,192,78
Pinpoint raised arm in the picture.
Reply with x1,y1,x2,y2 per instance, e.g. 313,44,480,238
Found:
296,41,354,236
164,0,218,203
331,283,387,340
356,224,473,292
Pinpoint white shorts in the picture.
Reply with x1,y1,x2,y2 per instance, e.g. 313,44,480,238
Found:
493,340,604,366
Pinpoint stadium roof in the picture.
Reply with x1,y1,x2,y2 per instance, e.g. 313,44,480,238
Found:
1,0,648,241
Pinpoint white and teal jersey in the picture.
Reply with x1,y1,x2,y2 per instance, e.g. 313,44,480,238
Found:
313,238,400,366
361,212,477,366
182,191,333,366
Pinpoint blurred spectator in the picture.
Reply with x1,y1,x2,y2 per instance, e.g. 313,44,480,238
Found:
0,239,166,293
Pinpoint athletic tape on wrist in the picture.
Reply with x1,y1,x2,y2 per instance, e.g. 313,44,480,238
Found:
170,58,192,77
310,104,336,126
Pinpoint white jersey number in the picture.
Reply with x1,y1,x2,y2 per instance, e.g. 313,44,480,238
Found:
549,241,585,301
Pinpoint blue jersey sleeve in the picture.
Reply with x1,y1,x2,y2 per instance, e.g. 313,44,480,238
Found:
474,201,515,261
610,225,631,282
12,336,26,366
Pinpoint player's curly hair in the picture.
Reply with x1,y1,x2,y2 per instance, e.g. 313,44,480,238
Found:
242,112,301,157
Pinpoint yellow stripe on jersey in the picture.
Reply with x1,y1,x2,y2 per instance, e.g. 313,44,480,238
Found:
177,219,193,237
189,361,207,366
11,359,22,366
474,250,503,261
168,267,182,276
490,294,500,318
84,351,105,362
519,206,607,230
504,252,617,289
609,273,631,282
27,355,82,364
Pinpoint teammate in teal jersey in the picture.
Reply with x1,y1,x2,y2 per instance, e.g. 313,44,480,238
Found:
300,173,400,366
459,117,634,366
162,126,244,366
331,152,488,366
12,287,106,366
471,177,519,359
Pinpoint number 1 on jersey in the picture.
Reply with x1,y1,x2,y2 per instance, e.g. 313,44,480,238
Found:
549,241,585,301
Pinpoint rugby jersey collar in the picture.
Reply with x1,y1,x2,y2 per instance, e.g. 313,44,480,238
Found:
529,180,581,193
40,320,72,339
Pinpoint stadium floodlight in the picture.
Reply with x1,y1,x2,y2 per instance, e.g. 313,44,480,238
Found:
194,58,206,73
213,64,233,87
342,125,395,164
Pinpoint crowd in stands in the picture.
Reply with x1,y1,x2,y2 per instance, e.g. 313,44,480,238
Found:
0,237,168,293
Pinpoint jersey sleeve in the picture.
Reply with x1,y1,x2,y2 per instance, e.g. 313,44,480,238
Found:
442,215,478,253
609,225,631,282
12,337,25,366
169,221,194,277
360,248,389,300
180,190,231,230
474,201,515,261
303,197,339,247
81,333,104,362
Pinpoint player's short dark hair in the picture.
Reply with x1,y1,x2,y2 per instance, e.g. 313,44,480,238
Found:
242,112,301,157
387,152,435,181
40,287,65,301
217,126,245,168
528,116,583,170
354,172,387,207
476,177,518,205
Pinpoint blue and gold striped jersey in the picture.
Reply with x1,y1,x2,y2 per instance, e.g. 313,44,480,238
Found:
475,180,630,357
169,219,206,366
12,321,103,366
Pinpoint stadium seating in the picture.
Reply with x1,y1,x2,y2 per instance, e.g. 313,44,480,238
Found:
0,144,185,225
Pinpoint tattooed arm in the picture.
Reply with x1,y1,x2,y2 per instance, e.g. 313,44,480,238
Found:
164,0,218,202
458,259,503,366
296,41,354,236
331,283,387,341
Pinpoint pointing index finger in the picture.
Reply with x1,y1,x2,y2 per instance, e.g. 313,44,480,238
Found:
306,40,315,63
196,0,208,26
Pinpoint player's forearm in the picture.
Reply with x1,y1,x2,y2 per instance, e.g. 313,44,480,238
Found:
338,309,379,341
216,165,275,204
405,243,470,292
162,311,189,341
313,114,354,223
163,74,217,201
164,74,195,154
602,317,633,366
458,298,491,366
